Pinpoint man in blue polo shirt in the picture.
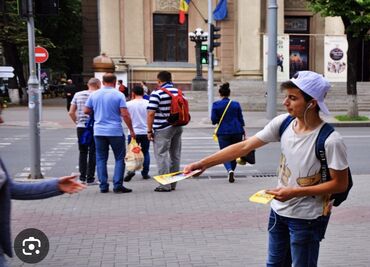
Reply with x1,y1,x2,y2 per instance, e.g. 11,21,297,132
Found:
85,73,136,193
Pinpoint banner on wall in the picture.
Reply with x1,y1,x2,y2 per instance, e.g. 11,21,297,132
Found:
263,35,290,82
324,35,348,82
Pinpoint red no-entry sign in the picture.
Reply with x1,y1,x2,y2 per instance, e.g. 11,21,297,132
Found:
35,46,49,64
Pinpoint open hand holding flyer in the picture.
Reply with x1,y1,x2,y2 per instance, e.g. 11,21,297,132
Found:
249,190,275,204
154,170,202,185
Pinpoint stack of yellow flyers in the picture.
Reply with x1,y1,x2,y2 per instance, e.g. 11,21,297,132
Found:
249,190,275,204
154,170,202,185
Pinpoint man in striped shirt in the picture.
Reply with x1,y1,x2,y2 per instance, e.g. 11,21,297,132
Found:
147,71,184,192
69,78,100,185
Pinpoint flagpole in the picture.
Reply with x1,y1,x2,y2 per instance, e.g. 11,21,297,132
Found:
207,0,213,118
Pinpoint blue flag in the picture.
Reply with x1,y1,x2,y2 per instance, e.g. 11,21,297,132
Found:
213,0,227,21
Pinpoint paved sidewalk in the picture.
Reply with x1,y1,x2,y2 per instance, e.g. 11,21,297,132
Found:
7,175,370,267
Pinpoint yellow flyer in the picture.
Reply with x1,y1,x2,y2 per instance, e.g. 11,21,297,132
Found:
249,190,275,204
154,170,202,185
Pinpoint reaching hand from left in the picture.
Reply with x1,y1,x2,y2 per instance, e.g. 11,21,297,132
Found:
58,175,87,194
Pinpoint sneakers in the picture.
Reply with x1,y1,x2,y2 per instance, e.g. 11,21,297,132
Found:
113,187,133,194
142,174,152,180
154,186,172,192
228,170,235,183
124,171,135,182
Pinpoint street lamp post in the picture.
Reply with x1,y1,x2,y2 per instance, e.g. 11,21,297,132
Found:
26,0,43,179
189,28,208,91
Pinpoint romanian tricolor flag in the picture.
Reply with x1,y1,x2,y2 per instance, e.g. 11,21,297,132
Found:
179,0,191,24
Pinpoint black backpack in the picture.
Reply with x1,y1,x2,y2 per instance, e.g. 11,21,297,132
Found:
279,115,353,207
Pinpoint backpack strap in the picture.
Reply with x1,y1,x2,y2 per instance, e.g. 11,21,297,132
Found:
315,123,334,183
279,115,295,137
161,87,175,98
214,99,232,135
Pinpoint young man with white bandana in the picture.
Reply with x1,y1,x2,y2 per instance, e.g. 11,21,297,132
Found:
184,71,349,266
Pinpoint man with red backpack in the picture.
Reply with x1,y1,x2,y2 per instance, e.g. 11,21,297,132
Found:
147,71,187,192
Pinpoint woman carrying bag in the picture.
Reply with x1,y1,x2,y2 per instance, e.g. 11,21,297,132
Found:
211,82,245,183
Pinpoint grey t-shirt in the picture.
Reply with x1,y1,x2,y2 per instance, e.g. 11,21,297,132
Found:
255,114,348,219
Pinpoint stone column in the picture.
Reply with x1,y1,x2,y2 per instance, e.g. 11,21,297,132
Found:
98,0,121,59
325,17,345,35
235,0,262,79
121,0,147,65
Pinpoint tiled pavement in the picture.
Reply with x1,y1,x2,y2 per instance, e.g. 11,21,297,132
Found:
8,174,370,267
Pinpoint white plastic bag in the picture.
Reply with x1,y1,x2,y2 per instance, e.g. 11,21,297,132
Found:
125,139,144,171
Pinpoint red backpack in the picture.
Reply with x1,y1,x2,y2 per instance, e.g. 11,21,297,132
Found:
161,87,191,126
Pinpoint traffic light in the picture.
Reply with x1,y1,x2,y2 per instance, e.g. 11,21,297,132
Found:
17,0,59,17
17,0,29,17
209,24,221,52
200,44,208,64
0,0,4,13
35,0,59,16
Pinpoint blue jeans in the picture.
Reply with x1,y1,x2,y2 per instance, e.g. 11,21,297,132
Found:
0,254,8,267
217,133,243,172
94,135,126,191
267,209,330,267
128,135,150,176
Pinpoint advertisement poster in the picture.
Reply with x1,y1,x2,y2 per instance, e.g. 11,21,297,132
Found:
263,35,290,82
289,36,309,78
324,35,348,82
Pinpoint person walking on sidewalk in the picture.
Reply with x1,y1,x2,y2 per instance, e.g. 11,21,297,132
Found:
184,71,349,266
147,71,183,192
211,82,245,183
0,157,86,267
64,79,77,111
85,73,136,194
124,85,151,182
69,78,101,185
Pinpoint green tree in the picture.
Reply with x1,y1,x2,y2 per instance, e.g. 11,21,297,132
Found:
308,0,370,117
0,0,81,92
35,0,82,77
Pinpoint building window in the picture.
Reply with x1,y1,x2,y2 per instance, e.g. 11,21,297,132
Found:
153,14,188,62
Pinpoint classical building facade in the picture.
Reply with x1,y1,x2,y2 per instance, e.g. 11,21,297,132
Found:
82,0,346,89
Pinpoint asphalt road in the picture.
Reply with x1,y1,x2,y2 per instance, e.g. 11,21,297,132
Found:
1,126,369,180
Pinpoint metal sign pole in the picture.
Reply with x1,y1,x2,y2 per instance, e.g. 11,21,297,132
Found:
266,0,278,120
207,0,214,118
27,0,42,179
38,63,43,122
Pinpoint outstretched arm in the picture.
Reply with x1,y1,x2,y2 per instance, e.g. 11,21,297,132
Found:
10,175,86,200
184,136,266,175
